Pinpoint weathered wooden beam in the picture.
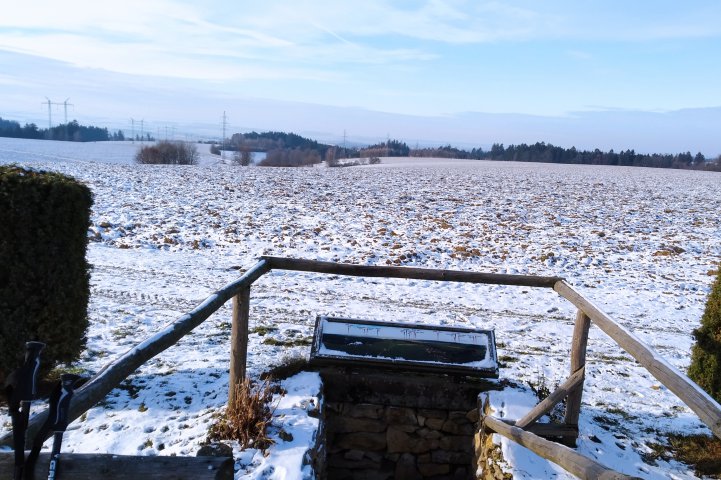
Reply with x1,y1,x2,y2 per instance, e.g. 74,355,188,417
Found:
0,259,272,449
487,418,579,438
0,452,233,480
261,256,563,288
515,366,585,429
229,286,251,404
483,416,640,480
554,280,721,440
565,310,591,427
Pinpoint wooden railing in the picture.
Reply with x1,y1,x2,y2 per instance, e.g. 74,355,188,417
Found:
0,259,270,450
2,256,719,480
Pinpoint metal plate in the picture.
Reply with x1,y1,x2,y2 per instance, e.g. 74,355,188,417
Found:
310,316,498,377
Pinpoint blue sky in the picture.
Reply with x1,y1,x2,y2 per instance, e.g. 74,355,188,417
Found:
1,0,720,154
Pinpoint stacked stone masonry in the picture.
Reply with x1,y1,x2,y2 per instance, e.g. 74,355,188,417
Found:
473,429,512,480
324,401,479,480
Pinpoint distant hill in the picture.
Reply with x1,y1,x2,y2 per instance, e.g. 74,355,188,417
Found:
226,129,720,171
230,131,331,155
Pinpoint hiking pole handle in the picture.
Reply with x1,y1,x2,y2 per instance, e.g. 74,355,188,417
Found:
45,374,81,480
52,374,81,431
8,341,44,480
17,341,45,401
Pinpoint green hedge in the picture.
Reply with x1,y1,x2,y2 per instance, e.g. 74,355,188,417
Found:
0,165,93,384
688,266,721,403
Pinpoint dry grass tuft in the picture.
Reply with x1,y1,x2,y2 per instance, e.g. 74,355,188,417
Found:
669,434,721,477
645,434,721,477
207,378,276,450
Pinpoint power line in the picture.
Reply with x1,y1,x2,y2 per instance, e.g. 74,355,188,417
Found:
43,98,52,129
42,97,73,138
62,98,73,125
221,111,228,160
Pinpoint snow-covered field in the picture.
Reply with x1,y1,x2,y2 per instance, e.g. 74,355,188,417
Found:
1,137,720,479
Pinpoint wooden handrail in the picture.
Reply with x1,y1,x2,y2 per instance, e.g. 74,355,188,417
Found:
0,259,271,448
0,452,233,480
554,280,721,440
261,256,564,288
2,255,717,480
482,416,640,480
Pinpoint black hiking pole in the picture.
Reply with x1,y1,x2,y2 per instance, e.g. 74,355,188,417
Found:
4,341,45,480
46,374,80,480
24,374,85,480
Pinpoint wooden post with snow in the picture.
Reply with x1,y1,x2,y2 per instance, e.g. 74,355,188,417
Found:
0,259,271,450
564,310,591,430
229,286,251,405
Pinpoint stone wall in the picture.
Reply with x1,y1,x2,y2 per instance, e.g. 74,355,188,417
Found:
317,366,501,480
473,429,511,480
325,401,478,479
472,397,512,480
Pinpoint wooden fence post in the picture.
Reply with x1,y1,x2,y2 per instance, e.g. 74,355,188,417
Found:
565,309,591,429
229,286,250,405
0,260,272,450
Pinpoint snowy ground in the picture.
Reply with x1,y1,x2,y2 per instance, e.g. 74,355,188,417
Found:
1,137,720,479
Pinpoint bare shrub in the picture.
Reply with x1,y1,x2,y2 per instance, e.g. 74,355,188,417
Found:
207,378,275,450
325,147,338,167
259,148,321,167
527,373,564,422
233,149,252,166
135,141,199,165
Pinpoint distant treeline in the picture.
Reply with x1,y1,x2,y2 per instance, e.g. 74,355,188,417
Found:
360,139,410,158
230,131,330,155
223,131,332,167
411,142,720,171
222,131,720,170
0,117,135,142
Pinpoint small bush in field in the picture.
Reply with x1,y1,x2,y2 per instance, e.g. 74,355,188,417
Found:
207,378,275,450
135,141,199,165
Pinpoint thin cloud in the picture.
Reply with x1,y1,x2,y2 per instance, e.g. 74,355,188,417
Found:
566,50,593,61
2,0,720,126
